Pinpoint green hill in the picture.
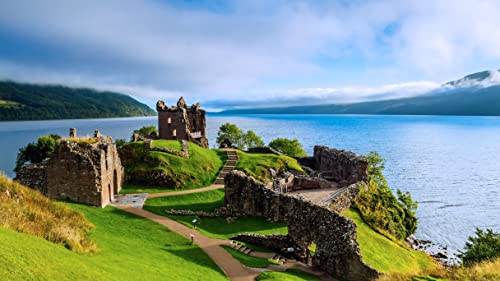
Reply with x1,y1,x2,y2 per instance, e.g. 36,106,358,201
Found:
0,80,155,121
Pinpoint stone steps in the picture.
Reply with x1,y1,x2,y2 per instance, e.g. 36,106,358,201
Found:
228,241,287,265
214,149,239,186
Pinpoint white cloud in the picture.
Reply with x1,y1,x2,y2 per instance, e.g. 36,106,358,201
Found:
0,0,500,109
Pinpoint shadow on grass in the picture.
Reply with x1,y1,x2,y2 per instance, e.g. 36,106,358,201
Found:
162,244,227,277
144,200,224,213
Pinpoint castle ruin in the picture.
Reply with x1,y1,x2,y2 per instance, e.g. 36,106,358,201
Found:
16,129,124,207
156,97,208,148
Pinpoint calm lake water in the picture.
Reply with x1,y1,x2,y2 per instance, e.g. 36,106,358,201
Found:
1,114,499,254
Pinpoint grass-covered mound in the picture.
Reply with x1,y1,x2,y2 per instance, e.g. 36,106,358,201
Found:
256,269,322,281
221,245,279,268
353,152,418,240
0,174,96,253
144,189,288,239
120,140,226,192
0,203,227,281
235,151,303,183
343,208,436,275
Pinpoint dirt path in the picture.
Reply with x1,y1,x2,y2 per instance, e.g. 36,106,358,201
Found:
147,184,224,199
117,206,259,281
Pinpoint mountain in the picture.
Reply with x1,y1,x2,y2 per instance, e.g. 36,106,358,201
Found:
0,81,156,121
220,70,500,116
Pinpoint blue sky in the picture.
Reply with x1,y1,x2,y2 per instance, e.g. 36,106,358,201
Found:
1,0,500,110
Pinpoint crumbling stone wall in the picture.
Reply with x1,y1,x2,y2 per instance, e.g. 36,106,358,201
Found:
157,97,208,148
16,133,124,208
224,171,379,281
299,145,368,187
322,183,363,213
15,159,48,194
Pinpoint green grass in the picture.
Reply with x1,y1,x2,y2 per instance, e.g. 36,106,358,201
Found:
256,269,322,281
221,245,279,268
146,189,225,212
151,139,183,151
343,208,436,274
143,190,288,239
0,203,227,281
120,140,227,192
235,151,303,183
164,215,288,240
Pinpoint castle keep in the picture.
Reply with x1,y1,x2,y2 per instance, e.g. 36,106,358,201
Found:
156,97,208,148
16,129,123,207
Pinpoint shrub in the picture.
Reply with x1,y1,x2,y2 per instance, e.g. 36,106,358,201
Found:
268,138,307,157
353,151,418,240
133,126,158,137
216,123,264,150
115,138,127,148
15,134,61,172
459,228,500,265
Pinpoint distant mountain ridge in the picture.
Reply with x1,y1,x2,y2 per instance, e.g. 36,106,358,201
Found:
0,81,156,121
220,70,500,116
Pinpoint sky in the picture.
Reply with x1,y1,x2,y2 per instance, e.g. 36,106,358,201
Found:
1,0,500,110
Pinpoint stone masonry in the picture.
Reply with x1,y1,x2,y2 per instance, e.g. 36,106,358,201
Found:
157,97,208,148
224,171,379,281
16,130,124,207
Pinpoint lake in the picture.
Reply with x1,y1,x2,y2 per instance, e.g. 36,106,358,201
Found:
0,114,499,254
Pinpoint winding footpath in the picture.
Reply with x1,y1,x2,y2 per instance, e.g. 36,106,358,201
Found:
116,149,331,280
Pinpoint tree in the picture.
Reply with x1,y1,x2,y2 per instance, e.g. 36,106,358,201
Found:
216,123,243,147
15,134,61,172
459,228,500,265
115,139,127,148
241,130,264,149
133,126,158,137
268,138,307,157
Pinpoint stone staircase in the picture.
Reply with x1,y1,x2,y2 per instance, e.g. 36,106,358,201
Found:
214,150,238,185
228,240,287,265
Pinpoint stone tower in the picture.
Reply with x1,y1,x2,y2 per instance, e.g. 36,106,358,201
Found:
156,97,208,148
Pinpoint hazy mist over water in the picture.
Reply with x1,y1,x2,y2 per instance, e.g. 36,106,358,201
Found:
0,114,499,254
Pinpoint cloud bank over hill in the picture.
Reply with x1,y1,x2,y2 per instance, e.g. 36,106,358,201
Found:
1,1,500,109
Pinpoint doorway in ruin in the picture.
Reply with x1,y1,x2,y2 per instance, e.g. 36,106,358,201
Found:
113,169,118,195
108,183,113,202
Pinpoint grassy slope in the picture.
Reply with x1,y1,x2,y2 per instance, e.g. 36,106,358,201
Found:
121,140,226,193
0,203,227,281
235,151,303,183
144,189,288,240
256,269,322,281
221,246,279,268
0,175,96,253
343,208,436,274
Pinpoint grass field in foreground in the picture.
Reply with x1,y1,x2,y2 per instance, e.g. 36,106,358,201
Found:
0,203,227,281
256,269,322,281
145,189,225,212
343,208,436,274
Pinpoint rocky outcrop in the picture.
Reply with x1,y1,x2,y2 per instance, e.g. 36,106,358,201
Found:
224,171,379,281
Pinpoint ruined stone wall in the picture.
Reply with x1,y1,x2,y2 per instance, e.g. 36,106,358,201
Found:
224,171,379,281
15,159,48,194
300,146,368,187
247,146,281,155
231,234,296,253
323,183,363,213
46,137,123,207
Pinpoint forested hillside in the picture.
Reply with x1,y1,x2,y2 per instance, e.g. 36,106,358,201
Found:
0,81,155,121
